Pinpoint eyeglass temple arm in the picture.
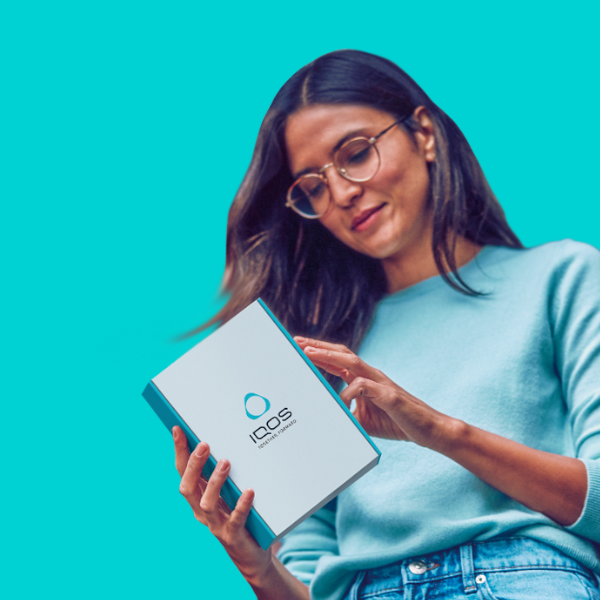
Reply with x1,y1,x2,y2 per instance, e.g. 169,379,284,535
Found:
372,115,410,142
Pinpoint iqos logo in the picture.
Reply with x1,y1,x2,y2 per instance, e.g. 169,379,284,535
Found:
244,393,271,420
245,393,293,444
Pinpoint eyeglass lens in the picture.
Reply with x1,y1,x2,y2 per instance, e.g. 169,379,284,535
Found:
289,139,379,217
335,138,378,180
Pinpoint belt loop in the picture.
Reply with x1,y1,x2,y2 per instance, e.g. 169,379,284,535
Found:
460,543,477,594
400,562,412,600
348,569,366,600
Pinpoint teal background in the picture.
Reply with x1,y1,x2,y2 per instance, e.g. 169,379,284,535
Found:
2,1,598,598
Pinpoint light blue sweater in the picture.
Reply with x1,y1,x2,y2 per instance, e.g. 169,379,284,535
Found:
278,240,600,600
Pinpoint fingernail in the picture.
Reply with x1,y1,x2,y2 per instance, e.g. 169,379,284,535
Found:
295,336,306,342
172,428,178,440
194,443,208,457
218,459,230,472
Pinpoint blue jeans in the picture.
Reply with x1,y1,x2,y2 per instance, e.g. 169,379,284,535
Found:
343,537,599,600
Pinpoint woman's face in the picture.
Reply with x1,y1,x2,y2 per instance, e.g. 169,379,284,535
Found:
284,104,436,263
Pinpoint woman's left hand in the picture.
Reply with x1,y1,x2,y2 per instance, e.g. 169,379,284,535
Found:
295,337,588,526
294,337,457,449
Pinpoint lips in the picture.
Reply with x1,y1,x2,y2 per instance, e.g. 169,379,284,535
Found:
351,204,386,230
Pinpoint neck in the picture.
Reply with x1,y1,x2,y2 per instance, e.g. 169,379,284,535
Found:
382,233,482,295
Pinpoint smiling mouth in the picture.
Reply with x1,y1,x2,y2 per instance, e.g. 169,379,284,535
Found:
351,204,386,230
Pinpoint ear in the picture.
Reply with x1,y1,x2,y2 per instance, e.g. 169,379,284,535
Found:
412,106,436,162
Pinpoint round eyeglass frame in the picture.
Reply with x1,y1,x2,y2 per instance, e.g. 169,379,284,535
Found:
285,117,407,219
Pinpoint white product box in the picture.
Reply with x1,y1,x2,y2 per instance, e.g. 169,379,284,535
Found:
142,299,380,549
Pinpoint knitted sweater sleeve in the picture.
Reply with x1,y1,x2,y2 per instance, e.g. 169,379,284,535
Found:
276,502,338,586
551,241,600,541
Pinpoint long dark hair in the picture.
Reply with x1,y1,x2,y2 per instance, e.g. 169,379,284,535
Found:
194,50,523,388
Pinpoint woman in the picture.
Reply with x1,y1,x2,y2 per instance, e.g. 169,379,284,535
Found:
172,50,600,599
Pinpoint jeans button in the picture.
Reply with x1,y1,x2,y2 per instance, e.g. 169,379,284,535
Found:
476,574,486,584
408,560,428,574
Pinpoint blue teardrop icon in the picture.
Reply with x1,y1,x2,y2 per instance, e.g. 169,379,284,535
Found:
244,393,271,420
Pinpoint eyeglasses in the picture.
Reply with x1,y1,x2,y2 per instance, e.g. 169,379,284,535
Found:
286,118,406,219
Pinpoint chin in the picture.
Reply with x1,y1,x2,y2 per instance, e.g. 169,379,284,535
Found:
357,232,407,260
355,242,401,260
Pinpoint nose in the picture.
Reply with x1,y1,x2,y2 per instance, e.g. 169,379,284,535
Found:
323,165,362,209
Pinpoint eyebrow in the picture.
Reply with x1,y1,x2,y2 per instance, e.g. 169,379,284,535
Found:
291,128,368,180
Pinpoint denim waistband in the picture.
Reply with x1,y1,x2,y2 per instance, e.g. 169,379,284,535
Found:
349,537,596,599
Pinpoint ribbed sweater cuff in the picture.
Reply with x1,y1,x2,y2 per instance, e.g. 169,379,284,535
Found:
566,458,600,542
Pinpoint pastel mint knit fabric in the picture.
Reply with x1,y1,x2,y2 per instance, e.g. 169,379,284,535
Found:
277,240,600,600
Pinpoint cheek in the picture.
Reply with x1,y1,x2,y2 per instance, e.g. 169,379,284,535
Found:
378,153,430,211
318,214,348,244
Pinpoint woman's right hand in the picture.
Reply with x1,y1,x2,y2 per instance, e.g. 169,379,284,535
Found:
173,426,274,584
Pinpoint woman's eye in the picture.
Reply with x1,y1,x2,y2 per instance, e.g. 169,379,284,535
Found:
347,146,370,165
307,182,325,198
302,181,325,199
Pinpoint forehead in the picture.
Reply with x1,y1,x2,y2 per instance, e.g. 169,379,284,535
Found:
285,104,394,175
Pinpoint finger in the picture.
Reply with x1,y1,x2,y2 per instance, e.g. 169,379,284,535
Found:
337,388,354,409
179,441,210,505
318,362,355,386
173,426,191,478
229,488,255,530
294,337,353,354
334,368,355,386
340,376,382,405
199,459,231,518
303,347,384,382
197,476,231,513
293,338,355,383
307,357,354,382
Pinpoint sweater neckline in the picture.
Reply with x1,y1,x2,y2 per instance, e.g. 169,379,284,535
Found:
380,245,497,304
